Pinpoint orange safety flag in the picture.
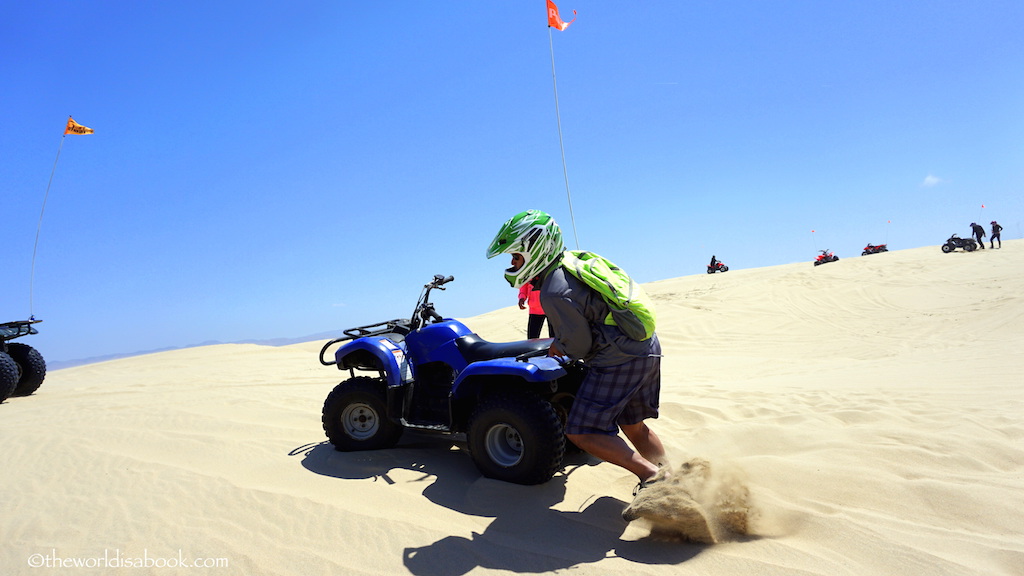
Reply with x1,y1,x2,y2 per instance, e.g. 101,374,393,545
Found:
64,116,94,135
546,0,576,31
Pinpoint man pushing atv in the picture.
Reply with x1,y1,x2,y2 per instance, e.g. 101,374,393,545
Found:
486,210,668,495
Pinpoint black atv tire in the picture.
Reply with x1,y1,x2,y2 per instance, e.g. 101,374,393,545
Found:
965,242,976,252
721,265,729,272
7,342,46,396
322,376,404,451
942,243,953,253
467,391,565,485
862,251,869,256
0,352,19,403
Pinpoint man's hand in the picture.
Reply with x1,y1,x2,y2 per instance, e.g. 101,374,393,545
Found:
518,298,527,310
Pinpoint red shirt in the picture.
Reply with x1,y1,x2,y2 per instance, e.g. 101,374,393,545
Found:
518,283,545,315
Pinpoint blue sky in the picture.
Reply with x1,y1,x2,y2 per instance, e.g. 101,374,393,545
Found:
4,1,1022,364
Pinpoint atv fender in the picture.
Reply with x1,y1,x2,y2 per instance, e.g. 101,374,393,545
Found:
451,356,566,400
334,338,413,389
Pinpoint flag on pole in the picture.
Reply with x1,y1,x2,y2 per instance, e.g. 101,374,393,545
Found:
64,116,94,135
547,0,576,31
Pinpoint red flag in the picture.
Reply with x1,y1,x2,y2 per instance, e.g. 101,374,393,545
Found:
64,116,94,135
547,0,576,31
981,204,985,208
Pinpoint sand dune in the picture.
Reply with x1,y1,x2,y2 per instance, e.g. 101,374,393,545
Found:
3,241,1022,575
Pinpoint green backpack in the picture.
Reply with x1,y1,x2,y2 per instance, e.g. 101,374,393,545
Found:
559,250,657,341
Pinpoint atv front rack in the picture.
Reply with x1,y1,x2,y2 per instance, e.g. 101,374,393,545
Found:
1,319,42,342
318,318,412,366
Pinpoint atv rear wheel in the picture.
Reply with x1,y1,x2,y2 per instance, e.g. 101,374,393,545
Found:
965,242,976,252
0,352,18,402
467,391,564,485
322,377,403,451
7,342,46,396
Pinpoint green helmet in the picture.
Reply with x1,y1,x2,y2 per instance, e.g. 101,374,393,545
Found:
486,210,565,288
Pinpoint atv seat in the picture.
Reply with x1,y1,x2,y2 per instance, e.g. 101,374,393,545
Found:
456,334,554,363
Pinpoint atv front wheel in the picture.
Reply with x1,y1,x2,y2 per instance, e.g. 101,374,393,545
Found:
942,243,953,253
467,391,564,485
322,377,403,451
0,352,18,402
7,342,46,396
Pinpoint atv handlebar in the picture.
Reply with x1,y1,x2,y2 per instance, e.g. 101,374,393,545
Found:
430,274,454,288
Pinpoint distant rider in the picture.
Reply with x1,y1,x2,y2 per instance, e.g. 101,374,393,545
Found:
970,222,986,249
990,221,1002,249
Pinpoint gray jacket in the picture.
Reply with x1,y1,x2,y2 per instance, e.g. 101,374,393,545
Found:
537,260,661,367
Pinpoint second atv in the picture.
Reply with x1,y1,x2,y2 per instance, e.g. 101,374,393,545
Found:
814,249,839,266
941,234,977,253
319,274,584,485
861,243,888,256
1,319,47,402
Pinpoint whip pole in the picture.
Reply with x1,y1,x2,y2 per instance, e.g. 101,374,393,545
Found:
548,27,580,249
30,134,66,318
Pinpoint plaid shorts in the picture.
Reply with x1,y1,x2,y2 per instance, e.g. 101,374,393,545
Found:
565,354,661,435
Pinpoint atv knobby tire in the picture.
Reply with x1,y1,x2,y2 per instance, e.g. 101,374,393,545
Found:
0,352,19,403
7,342,46,396
942,243,953,253
322,377,403,451
467,391,565,485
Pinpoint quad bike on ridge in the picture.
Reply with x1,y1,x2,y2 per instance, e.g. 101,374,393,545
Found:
319,274,584,485
707,256,729,274
941,234,977,253
814,249,839,266
861,243,888,256
1,318,47,402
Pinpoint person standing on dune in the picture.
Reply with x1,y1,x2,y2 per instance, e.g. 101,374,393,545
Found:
517,280,550,339
990,221,1002,249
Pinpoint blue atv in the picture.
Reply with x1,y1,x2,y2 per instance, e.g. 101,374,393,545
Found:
319,274,583,485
